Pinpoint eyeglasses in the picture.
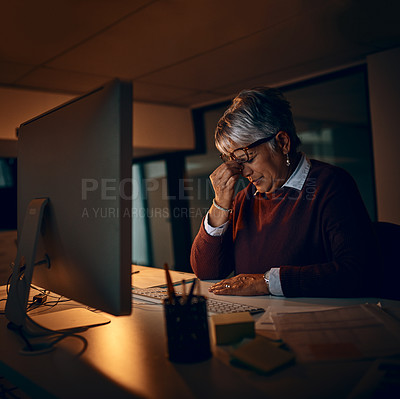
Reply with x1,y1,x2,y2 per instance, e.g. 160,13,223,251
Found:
220,135,276,164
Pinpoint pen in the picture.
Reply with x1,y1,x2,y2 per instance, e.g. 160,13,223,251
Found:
181,279,187,304
186,278,197,305
163,263,176,304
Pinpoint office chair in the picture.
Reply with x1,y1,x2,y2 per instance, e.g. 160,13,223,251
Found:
373,221,400,300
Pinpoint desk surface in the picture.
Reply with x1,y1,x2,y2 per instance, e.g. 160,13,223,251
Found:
1,269,400,399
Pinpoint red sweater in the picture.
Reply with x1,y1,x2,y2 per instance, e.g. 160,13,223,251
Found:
190,160,378,297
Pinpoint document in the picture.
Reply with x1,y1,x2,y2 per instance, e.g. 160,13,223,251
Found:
255,305,338,340
269,304,400,363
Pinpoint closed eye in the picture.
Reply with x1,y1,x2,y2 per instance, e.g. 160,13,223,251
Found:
245,154,256,164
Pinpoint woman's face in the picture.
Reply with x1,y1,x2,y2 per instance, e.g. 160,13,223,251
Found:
227,132,290,194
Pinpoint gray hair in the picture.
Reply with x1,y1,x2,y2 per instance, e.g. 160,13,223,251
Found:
215,87,301,155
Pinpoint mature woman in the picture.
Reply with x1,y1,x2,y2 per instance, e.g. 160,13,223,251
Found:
190,87,378,298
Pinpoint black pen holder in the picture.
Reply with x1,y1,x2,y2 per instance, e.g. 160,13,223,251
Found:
163,295,212,363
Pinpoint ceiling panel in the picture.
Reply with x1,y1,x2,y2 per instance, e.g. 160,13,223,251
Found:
16,67,111,94
132,81,198,104
45,0,321,78
170,90,231,107
0,0,152,65
137,2,374,91
0,61,34,85
0,0,399,107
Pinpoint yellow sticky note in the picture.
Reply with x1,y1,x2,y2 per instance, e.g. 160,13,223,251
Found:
211,312,255,345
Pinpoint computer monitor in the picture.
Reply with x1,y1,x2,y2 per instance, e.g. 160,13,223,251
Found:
5,79,133,333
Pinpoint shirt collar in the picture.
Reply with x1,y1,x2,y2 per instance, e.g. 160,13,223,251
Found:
282,152,310,191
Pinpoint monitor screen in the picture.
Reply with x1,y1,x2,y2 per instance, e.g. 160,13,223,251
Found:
6,79,132,331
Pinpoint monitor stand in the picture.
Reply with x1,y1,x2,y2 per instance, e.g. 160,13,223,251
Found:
5,198,110,336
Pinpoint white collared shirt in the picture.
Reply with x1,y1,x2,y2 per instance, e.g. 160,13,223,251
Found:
204,153,311,296
282,152,310,191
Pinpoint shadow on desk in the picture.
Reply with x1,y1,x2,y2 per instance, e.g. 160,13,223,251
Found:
374,221,400,301
0,334,145,399
0,230,16,285
170,356,267,399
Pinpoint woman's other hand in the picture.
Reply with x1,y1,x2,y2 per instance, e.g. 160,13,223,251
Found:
209,274,269,296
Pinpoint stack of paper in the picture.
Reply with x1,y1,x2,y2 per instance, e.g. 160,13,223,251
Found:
269,304,400,363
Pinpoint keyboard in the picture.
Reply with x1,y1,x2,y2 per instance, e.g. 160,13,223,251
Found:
132,287,265,315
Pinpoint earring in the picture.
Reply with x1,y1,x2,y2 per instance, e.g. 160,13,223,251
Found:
285,153,290,167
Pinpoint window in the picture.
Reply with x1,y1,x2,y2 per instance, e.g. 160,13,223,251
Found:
0,158,17,230
282,66,376,219
132,161,174,267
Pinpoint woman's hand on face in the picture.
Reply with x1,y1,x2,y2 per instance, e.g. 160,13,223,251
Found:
209,274,269,296
209,161,243,209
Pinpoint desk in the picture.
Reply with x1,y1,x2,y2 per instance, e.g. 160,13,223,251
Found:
0,270,399,399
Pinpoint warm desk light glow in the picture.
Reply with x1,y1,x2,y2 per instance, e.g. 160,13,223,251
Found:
0,88,195,161
76,310,176,398
0,87,73,140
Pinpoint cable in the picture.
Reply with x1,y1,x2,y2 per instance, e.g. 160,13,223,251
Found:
7,321,88,356
7,323,34,352
5,271,13,296
5,267,91,357
26,293,64,313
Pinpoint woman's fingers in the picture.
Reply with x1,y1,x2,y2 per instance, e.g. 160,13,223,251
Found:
210,162,242,186
210,162,243,207
208,274,268,296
